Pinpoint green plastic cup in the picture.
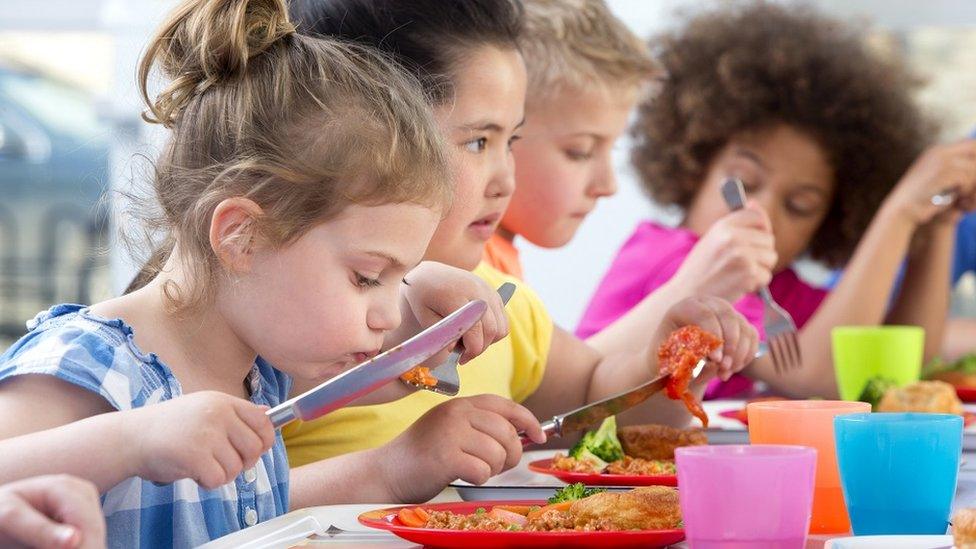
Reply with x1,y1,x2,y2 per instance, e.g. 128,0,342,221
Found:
831,326,924,401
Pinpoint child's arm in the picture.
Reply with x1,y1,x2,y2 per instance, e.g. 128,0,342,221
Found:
523,296,758,431
586,206,775,356
0,377,275,492
748,140,976,397
289,395,546,506
0,475,105,549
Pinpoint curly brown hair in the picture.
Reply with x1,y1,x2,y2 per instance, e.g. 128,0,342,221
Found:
631,1,935,267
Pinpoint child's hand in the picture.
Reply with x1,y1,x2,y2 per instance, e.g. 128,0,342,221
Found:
124,392,276,489
377,395,545,503
672,202,778,303
887,139,976,226
399,262,510,364
0,474,105,549
655,296,760,382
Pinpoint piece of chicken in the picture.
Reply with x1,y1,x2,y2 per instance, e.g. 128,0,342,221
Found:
953,508,976,548
618,424,707,460
876,380,963,415
570,486,681,530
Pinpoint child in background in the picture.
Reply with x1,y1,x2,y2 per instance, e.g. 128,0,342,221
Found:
284,0,760,505
488,0,659,280
578,2,976,398
0,475,104,549
0,0,519,546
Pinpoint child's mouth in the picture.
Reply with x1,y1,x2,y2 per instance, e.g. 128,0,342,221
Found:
468,213,501,240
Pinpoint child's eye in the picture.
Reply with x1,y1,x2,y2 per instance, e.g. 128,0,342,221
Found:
355,272,382,289
566,149,593,161
507,134,522,151
464,137,488,153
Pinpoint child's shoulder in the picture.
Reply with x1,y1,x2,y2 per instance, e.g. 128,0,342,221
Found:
0,304,169,410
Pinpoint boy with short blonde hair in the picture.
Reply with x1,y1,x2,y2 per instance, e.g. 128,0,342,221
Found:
487,0,660,277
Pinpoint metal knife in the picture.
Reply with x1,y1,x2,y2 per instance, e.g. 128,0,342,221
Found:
520,358,707,446
267,299,487,428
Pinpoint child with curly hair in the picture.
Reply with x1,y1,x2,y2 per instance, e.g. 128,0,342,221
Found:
578,1,976,398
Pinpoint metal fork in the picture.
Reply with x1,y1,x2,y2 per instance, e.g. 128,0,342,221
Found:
402,282,517,395
720,177,803,374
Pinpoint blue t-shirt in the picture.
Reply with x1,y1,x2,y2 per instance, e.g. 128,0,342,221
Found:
0,304,292,548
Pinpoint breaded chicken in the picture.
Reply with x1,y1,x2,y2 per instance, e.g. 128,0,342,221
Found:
954,508,976,548
570,486,681,530
876,380,963,415
618,424,707,460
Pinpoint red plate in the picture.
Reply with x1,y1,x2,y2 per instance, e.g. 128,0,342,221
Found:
956,386,976,403
358,499,685,549
527,458,677,487
721,408,976,427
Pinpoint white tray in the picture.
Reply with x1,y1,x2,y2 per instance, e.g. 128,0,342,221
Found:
824,534,952,548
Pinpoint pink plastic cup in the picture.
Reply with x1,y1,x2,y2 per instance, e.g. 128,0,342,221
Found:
675,445,817,549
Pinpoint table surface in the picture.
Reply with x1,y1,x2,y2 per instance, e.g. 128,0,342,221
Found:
202,400,973,548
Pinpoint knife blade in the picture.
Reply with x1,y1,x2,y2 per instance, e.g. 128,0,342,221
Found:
521,358,707,445
267,299,487,428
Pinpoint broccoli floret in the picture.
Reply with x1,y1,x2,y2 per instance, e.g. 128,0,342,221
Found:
573,448,608,471
568,416,624,463
858,376,898,409
547,483,606,504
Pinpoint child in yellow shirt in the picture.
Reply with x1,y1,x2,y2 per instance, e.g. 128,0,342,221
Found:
283,0,759,506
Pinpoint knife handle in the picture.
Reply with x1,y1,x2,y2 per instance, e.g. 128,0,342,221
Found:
520,418,560,447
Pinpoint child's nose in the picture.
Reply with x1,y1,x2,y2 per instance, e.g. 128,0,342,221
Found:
589,161,618,197
366,297,401,333
486,154,516,198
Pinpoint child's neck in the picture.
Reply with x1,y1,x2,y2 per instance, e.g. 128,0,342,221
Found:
494,226,516,243
94,278,258,399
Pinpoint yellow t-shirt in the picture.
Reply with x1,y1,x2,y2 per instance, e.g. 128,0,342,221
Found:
283,263,554,467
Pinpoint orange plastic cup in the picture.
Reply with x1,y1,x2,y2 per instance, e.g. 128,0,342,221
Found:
747,400,870,534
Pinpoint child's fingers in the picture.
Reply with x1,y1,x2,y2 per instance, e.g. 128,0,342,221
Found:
0,492,80,549
469,413,522,471
212,441,245,486
460,430,507,476
459,324,487,364
196,459,231,490
228,419,268,469
20,476,104,549
454,452,494,486
234,402,276,452
467,395,546,444
732,322,760,375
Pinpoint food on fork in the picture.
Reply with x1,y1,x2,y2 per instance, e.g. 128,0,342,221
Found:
953,508,976,548
658,326,722,427
419,484,682,532
876,380,963,415
618,423,707,460
400,366,438,388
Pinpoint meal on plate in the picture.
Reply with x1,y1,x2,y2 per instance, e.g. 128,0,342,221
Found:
873,380,963,415
953,508,976,548
925,353,976,388
550,417,704,475
658,325,722,427
401,483,682,532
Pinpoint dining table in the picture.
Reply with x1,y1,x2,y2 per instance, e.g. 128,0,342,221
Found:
201,399,976,549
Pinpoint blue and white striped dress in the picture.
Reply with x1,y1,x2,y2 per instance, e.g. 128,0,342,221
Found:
0,304,291,548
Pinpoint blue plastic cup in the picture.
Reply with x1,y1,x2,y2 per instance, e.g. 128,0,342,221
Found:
834,413,963,535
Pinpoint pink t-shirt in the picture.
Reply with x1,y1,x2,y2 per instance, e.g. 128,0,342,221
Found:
577,221,827,399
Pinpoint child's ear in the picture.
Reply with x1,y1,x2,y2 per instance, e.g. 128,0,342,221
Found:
209,198,265,272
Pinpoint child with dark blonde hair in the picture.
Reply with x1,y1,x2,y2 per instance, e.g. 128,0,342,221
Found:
0,0,516,545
